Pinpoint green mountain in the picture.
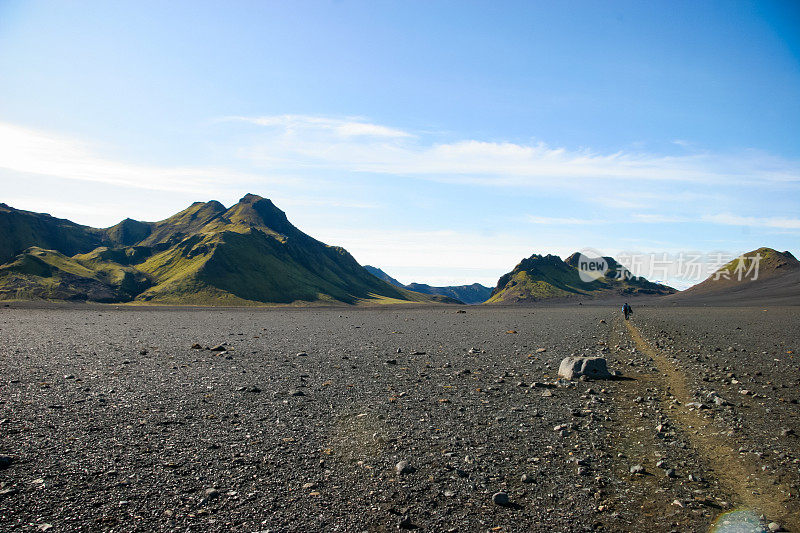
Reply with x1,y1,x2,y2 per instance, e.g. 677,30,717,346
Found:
0,195,457,306
0,203,107,264
667,247,800,305
485,252,675,304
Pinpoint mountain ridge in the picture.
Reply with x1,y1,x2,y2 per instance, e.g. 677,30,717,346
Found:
486,252,675,304
664,247,800,306
0,195,457,306
363,265,493,304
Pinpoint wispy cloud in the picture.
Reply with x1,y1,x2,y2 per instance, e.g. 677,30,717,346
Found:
526,215,599,225
0,121,275,194
631,213,692,223
703,213,800,229
226,114,413,138
234,114,800,187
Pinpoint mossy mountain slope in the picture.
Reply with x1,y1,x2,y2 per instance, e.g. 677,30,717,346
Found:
486,253,675,304
0,195,455,305
667,247,800,305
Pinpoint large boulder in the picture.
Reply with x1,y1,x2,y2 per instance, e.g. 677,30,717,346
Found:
558,356,612,380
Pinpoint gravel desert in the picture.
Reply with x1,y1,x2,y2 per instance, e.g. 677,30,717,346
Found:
0,303,798,532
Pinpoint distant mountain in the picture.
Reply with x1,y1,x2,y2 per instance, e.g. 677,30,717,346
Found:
486,252,675,304
363,265,493,304
0,195,458,306
667,247,800,306
363,265,404,288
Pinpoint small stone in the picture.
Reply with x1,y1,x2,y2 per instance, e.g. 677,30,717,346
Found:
492,491,510,506
191,343,202,349
139,349,148,355
395,460,415,475
630,464,645,475
0,456,13,469
302,482,317,490
204,487,220,500
296,351,308,357
768,522,783,532
665,468,677,478
521,473,534,483
289,389,305,397
247,386,261,393
37,525,53,532
443,489,455,497
211,345,226,352
781,428,795,437
385,359,397,365
536,348,547,353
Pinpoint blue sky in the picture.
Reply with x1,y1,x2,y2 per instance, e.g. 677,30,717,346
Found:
1,0,798,288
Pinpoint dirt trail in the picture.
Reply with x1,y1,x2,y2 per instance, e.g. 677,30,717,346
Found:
623,318,800,530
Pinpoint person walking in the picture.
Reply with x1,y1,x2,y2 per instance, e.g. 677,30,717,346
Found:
622,302,632,320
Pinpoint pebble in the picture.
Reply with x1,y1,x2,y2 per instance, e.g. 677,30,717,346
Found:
204,487,220,500
630,464,645,475
395,460,415,475
768,522,783,532
0,456,13,469
296,351,308,357
492,491,510,506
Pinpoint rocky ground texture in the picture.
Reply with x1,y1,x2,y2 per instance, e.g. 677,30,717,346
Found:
0,304,798,532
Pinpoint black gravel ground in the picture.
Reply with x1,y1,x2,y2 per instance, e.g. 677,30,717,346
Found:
0,304,798,532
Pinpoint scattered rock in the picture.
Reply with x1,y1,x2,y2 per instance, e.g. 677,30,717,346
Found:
191,343,202,349
204,487,220,500
558,357,612,380
629,464,645,475
296,351,308,357
492,491,510,506
0,456,13,469
395,460,415,475
210,345,226,352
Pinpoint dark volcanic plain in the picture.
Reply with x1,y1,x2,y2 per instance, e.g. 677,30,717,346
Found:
0,304,798,532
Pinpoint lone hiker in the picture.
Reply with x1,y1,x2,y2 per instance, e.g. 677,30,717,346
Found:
622,302,632,320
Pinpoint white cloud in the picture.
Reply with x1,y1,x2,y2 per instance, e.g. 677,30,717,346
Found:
226,114,413,138
0,121,276,194
703,213,800,230
526,215,599,225
631,213,691,223
234,114,800,187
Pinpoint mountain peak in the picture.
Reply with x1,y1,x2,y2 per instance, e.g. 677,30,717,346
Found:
224,194,296,236
238,193,266,204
